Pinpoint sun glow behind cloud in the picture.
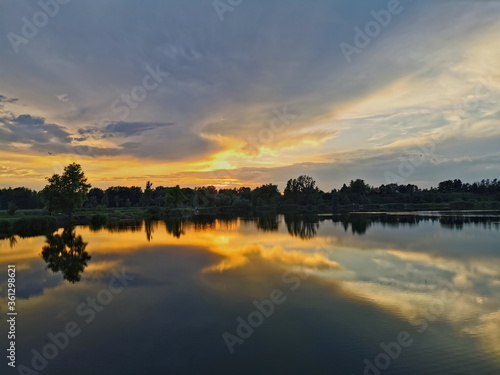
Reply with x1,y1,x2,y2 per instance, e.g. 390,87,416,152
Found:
0,0,499,189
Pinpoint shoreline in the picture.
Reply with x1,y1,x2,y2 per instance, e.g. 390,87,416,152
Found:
1,203,500,239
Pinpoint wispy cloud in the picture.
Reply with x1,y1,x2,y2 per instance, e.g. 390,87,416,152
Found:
0,0,499,187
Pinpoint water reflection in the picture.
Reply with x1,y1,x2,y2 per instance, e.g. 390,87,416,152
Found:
253,212,500,239
331,212,500,236
41,226,91,283
284,214,319,239
192,215,217,231
165,218,187,238
256,214,280,232
145,220,155,241
5,234,17,248
1,211,500,374
104,219,143,233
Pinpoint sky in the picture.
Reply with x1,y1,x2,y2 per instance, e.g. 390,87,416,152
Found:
0,0,499,191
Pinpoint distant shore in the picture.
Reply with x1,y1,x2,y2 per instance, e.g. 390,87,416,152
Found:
1,200,499,239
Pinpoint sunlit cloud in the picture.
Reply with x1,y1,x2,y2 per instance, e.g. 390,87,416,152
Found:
0,1,499,188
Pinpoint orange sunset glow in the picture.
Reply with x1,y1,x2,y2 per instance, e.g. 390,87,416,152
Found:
1,1,499,191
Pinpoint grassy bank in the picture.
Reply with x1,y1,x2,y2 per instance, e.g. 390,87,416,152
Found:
0,206,195,238
0,216,58,238
1,200,499,238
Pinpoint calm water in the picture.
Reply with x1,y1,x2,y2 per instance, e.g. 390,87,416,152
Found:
1,212,500,374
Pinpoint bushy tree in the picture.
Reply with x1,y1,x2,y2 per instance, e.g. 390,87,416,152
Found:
252,184,281,206
193,186,218,208
284,175,320,205
140,181,154,206
40,163,91,215
7,201,17,216
105,186,142,207
164,185,187,208
0,187,41,209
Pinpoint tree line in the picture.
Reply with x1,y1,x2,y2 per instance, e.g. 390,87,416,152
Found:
1,163,499,214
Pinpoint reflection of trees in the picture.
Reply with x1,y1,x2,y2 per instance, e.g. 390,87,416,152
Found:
440,217,464,230
0,234,18,248
256,215,280,232
333,214,383,235
284,214,319,239
334,214,374,235
104,219,142,233
330,213,500,234
217,216,240,231
7,235,17,249
334,214,420,235
437,215,495,230
164,218,187,238
192,216,216,232
145,220,158,241
345,215,370,235
41,227,90,283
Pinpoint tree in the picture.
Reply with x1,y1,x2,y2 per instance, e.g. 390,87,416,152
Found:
0,187,41,209
140,181,153,206
41,226,90,283
164,185,187,208
105,186,142,207
349,179,370,195
100,194,109,207
87,187,104,207
217,188,237,207
438,180,454,192
40,163,91,215
284,175,320,205
252,184,281,206
237,187,252,200
193,186,218,208
7,201,17,216
347,179,371,204
88,196,98,208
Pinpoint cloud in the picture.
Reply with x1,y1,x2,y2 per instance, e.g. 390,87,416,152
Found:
104,121,175,136
78,121,176,139
0,113,122,157
0,166,38,178
0,94,18,107
0,0,499,187
203,244,341,273
0,114,71,145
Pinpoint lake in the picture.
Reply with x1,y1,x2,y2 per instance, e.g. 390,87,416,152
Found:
1,212,500,374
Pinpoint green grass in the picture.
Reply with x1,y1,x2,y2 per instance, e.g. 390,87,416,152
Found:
0,216,58,237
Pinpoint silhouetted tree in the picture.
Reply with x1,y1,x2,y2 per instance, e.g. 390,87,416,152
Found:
252,184,281,206
140,181,154,206
7,201,17,216
193,186,217,208
40,163,91,215
0,187,41,209
41,227,91,283
164,185,187,207
284,175,320,205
